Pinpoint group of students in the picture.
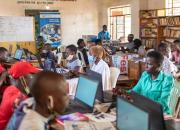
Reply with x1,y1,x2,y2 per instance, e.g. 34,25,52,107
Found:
0,34,179,130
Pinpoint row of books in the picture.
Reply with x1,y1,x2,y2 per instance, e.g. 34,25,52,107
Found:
140,19,158,27
142,39,156,49
159,17,180,26
163,28,180,38
140,10,157,18
141,29,157,37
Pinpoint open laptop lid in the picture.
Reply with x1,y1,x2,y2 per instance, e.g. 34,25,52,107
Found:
129,91,166,130
74,75,99,110
86,70,104,102
117,96,150,130
14,49,23,60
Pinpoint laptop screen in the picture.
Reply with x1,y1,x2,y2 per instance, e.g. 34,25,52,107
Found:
117,97,149,130
75,76,99,107
14,49,23,60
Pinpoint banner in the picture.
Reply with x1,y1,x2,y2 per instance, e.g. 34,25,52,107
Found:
112,54,129,74
40,12,61,47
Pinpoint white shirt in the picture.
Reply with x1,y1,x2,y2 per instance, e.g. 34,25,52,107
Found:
162,56,177,75
67,58,81,71
91,59,111,90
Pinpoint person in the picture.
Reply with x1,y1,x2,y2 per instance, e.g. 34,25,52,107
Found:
158,43,178,76
172,39,180,64
133,38,142,51
132,51,174,114
98,25,110,41
6,71,69,130
0,47,9,102
125,34,135,50
77,39,89,68
36,36,45,53
89,45,111,90
41,43,56,72
0,61,39,130
65,44,82,73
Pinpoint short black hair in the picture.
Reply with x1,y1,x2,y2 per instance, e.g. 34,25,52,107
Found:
158,42,170,50
128,34,134,37
134,39,142,48
77,39,84,46
174,39,180,44
147,51,164,65
103,25,107,28
66,44,77,53
95,39,102,45
0,47,8,54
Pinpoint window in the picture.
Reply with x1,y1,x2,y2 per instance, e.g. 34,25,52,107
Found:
166,0,180,16
108,5,131,41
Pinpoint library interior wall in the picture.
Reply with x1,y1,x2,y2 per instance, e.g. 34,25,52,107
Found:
0,0,166,52
0,0,99,53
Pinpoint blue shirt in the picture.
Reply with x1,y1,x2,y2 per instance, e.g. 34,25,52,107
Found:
98,31,110,40
132,71,174,114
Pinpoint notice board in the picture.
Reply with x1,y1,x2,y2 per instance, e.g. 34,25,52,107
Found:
0,16,34,42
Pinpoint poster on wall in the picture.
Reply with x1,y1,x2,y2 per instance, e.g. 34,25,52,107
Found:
112,54,129,74
40,12,61,47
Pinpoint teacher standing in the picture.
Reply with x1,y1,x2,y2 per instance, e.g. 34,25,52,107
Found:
98,25,110,41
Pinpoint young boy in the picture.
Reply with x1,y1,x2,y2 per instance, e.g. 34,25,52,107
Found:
6,71,69,130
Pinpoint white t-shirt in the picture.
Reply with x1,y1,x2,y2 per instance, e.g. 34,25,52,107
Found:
91,59,111,90
162,56,177,75
67,58,82,71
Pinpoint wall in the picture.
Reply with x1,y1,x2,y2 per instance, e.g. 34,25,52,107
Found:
148,0,165,9
0,0,99,47
98,0,145,38
98,0,166,38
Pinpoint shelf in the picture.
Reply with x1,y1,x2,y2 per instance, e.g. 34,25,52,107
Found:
140,17,158,19
141,37,157,39
159,25,180,27
140,26,157,29
161,37,180,39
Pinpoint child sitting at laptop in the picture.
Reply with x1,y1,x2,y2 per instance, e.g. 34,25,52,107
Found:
6,71,69,130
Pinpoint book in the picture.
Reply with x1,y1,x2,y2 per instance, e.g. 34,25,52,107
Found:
64,121,115,130
57,112,89,122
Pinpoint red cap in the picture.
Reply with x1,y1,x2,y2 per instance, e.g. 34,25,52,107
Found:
8,61,40,79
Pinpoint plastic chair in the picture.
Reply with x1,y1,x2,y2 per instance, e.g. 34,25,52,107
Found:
168,81,180,117
110,67,120,88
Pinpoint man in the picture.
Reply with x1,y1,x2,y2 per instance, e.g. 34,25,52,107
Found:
126,34,135,50
98,25,110,41
77,39,89,68
132,51,174,114
0,61,39,130
158,42,178,77
6,71,69,130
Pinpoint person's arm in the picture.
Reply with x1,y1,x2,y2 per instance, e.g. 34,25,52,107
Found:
0,71,7,87
107,32,110,40
98,32,101,39
131,72,146,93
156,76,174,114
82,49,89,66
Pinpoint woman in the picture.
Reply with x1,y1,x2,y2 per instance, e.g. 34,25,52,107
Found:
0,61,39,130
89,45,111,90
132,51,174,114
65,44,82,74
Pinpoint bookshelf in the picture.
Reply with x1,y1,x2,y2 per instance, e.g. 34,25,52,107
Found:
140,9,180,49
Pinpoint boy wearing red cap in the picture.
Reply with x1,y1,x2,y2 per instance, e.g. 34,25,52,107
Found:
0,61,39,130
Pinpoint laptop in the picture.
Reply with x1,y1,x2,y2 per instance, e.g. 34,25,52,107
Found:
86,70,114,103
117,96,150,130
64,75,99,114
130,91,166,130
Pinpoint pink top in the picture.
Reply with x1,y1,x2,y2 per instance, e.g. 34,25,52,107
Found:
172,51,180,63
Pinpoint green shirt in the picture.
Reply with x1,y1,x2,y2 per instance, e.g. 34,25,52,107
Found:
132,71,174,114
